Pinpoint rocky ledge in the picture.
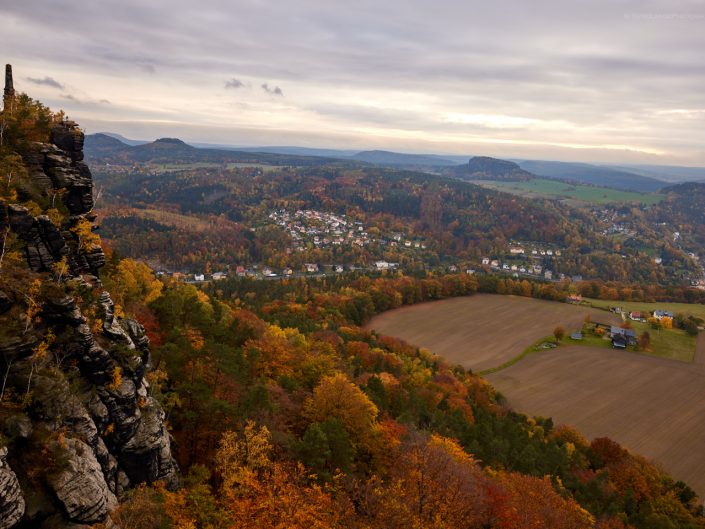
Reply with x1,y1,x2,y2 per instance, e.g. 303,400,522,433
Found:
0,115,178,528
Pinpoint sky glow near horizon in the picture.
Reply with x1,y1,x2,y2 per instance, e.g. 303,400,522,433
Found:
2,0,705,164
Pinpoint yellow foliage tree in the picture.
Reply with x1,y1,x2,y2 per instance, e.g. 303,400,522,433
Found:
71,217,100,251
216,420,272,492
304,373,379,451
106,258,163,309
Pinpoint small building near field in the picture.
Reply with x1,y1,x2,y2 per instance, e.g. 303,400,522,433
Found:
612,333,628,349
610,326,637,348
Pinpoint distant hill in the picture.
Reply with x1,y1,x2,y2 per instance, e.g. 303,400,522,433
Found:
84,134,352,167
607,164,705,184
351,150,460,167
196,144,360,158
84,132,132,154
98,131,148,146
457,156,535,181
514,160,667,192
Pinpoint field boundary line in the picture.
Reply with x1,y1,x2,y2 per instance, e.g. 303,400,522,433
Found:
479,336,557,376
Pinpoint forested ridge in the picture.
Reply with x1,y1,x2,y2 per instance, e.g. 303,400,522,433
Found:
92,161,700,284
2,89,705,529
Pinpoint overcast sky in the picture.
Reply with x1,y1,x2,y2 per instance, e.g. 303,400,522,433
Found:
2,0,705,164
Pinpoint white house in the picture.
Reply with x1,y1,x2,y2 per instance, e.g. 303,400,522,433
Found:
375,260,390,270
481,257,490,265
194,273,205,281
305,263,319,273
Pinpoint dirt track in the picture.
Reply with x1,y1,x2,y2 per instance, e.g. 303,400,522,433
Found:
487,337,705,498
365,294,620,371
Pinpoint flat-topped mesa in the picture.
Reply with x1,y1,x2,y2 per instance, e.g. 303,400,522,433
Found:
4,64,14,101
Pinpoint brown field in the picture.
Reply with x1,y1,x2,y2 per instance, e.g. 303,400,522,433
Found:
367,294,705,497
365,294,621,371
487,336,705,497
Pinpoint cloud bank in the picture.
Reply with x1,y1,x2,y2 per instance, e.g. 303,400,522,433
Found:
2,0,704,164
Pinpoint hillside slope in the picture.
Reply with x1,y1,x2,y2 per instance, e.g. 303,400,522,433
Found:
516,159,667,192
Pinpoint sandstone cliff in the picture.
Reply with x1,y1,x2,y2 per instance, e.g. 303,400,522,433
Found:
0,81,178,528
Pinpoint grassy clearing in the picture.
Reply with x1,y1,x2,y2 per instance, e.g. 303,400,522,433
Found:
584,298,705,322
475,178,662,205
627,320,695,362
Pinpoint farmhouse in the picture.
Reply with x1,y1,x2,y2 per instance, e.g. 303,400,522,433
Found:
305,263,319,273
194,273,205,281
610,326,637,348
375,260,390,270
629,311,643,321
653,310,674,320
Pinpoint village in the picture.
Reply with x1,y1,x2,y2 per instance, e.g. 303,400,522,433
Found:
480,242,566,282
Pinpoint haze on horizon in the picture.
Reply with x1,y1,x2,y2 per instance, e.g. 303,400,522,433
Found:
2,0,705,166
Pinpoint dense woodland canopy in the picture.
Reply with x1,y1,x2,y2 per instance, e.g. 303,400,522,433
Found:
98,256,705,528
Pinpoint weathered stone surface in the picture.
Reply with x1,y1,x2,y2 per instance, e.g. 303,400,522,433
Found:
2,106,179,527
51,122,84,162
42,295,84,325
0,447,25,529
6,206,67,272
119,400,180,490
47,438,117,524
98,379,141,447
124,318,150,355
99,292,135,347
0,335,39,362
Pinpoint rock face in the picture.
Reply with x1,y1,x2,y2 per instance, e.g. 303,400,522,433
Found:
0,448,25,529
0,101,179,528
46,439,117,524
